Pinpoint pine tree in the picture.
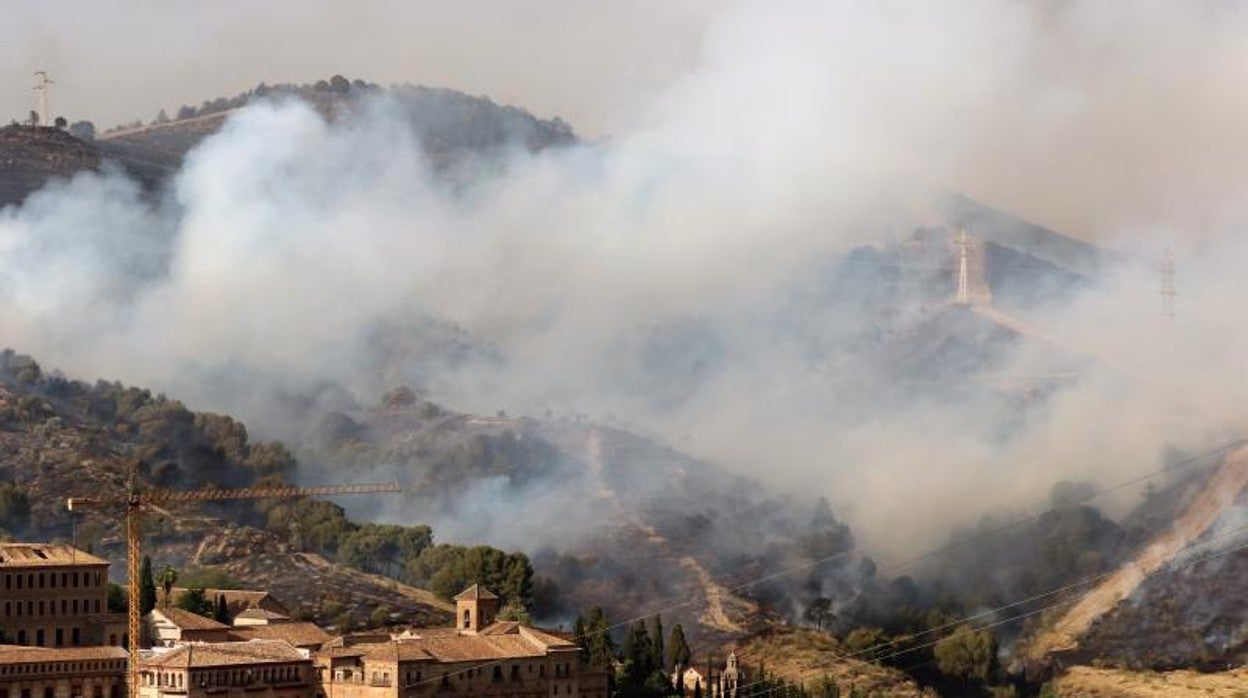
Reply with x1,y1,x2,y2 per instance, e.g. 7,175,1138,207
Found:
138,556,157,615
669,624,692,670
651,614,666,672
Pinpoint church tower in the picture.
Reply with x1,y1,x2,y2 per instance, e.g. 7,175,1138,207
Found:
454,584,500,633
720,652,741,698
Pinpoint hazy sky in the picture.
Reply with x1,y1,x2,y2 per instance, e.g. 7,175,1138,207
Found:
6,1,1248,241
0,0,714,135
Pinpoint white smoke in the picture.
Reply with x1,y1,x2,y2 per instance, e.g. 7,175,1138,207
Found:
3,1,1248,560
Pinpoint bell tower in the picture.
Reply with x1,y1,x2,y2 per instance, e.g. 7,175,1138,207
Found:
454,584,500,632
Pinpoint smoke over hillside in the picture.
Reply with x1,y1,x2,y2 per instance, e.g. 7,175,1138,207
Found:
3,0,1248,565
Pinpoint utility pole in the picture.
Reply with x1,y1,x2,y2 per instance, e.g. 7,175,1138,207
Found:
955,229,971,305
33,71,53,126
1160,246,1176,322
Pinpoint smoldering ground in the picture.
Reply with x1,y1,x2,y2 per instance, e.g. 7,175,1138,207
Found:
3,1,1248,567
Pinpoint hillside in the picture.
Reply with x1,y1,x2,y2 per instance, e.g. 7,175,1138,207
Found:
0,349,504,629
1048,666,1248,697
0,76,575,210
306,394,868,646
97,77,575,178
732,627,933,697
0,126,101,207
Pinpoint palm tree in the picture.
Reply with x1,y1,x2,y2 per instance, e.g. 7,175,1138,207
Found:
157,566,178,608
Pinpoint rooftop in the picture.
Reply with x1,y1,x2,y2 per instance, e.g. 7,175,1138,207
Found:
0,645,128,664
141,640,307,668
327,622,576,664
233,608,290,622
0,543,108,568
228,622,331,648
453,584,499,601
151,606,230,631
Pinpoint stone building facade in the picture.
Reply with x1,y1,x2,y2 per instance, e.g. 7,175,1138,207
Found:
0,544,125,648
314,586,609,698
137,640,315,697
0,645,128,698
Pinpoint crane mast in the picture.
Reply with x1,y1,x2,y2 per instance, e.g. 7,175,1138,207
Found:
67,479,400,698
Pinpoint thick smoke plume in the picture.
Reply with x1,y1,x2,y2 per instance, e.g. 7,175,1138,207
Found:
4,1,1248,561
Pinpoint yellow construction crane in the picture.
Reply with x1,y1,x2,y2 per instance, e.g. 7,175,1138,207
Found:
67,476,400,697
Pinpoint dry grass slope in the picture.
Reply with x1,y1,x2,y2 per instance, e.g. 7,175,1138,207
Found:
732,627,933,698
1050,666,1248,697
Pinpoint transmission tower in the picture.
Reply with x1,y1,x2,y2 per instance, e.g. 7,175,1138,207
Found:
32,71,53,126
955,229,971,305
1160,246,1176,322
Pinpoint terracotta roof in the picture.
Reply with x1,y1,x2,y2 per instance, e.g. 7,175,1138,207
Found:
161,587,289,614
228,622,331,648
0,543,108,567
141,640,307,668
233,608,290,622
0,646,128,663
453,584,499,601
151,607,230,631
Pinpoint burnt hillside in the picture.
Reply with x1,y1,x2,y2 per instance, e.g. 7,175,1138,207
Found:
0,126,100,208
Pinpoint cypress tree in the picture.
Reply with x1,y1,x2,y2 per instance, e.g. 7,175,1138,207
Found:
669,624,692,669
574,615,589,661
693,680,703,698
138,556,157,615
651,614,666,672
213,594,231,624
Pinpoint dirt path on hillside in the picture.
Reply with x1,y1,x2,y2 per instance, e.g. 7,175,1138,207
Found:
99,110,236,140
1027,445,1248,660
677,555,747,633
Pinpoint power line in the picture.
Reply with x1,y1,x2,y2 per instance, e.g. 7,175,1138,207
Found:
393,437,1244,690
729,524,1248,698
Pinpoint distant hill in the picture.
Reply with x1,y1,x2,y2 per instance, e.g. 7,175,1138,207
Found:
98,76,575,174
0,75,576,209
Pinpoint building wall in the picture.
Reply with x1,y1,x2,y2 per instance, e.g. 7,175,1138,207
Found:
317,649,601,698
0,659,125,698
138,661,313,698
0,565,110,648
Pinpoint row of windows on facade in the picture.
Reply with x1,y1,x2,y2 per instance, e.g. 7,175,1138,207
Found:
0,687,122,698
331,662,574,687
0,659,125,676
3,571,104,591
144,665,306,688
4,598,103,618
0,626,94,647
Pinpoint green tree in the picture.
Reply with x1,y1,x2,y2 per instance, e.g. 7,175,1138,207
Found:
108,583,128,613
139,556,157,615
574,615,589,661
669,624,692,669
842,626,888,662
158,565,179,607
933,625,997,683
498,601,533,624
0,482,31,532
213,594,231,624
175,586,214,617
650,614,666,672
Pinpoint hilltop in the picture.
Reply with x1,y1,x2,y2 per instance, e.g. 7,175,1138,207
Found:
0,75,576,209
